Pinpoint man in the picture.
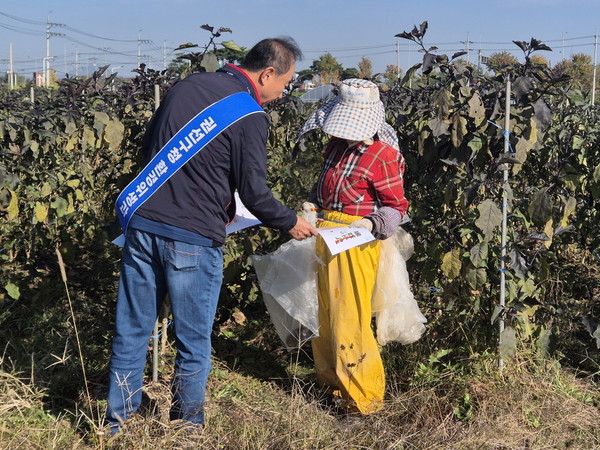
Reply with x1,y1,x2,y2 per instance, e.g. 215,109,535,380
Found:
105,36,317,433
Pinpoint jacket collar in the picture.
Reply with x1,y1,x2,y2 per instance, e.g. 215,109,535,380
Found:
218,64,262,106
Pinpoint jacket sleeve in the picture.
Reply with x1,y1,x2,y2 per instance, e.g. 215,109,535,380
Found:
230,113,298,232
372,145,409,216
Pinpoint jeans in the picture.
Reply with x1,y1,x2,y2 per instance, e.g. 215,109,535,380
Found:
105,228,223,432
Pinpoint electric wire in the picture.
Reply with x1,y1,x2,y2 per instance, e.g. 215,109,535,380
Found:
1,10,598,76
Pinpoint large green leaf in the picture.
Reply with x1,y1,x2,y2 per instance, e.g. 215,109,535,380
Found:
528,187,553,227
469,242,488,267
41,181,53,197
104,118,125,151
475,199,502,241
64,119,77,135
593,163,600,183
200,52,219,72
34,201,48,223
94,111,110,126
499,326,517,360
451,114,467,148
560,196,576,227
466,266,487,290
509,248,529,279
429,118,450,138
82,126,97,149
467,133,484,153
535,327,553,358
4,282,20,300
7,188,18,220
441,248,462,280
221,40,242,52
468,92,485,126
51,197,68,217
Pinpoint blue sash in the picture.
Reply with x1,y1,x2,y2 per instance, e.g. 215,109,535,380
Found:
114,91,265,242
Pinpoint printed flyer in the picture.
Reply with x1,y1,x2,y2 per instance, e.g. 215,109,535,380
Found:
226,192,261,234
317,227,375,255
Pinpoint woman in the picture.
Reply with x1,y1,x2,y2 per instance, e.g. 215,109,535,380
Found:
297,78,410,414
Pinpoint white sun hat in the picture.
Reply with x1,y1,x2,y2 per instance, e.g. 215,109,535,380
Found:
296,78,399,149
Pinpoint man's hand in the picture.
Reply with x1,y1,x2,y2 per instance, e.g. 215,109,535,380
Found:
288,216,319,240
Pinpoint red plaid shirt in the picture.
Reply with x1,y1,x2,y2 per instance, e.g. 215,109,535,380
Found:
315,138,408,217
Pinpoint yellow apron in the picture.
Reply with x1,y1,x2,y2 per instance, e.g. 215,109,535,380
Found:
312,210,384,414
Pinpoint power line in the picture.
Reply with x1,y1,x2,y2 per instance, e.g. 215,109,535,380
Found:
62,24,140,43
304,44,395,53
0,21,44,36
0,10,170,76
1,10,598,78
58,35,138,57
469,35,594,45
303,36,597,56
0,10,144,43
0,10,45,25
542,35,595,43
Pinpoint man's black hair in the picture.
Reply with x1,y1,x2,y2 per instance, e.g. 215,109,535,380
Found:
240,37,302,76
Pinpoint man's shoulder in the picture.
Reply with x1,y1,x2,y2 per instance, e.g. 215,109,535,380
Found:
174,71,236,93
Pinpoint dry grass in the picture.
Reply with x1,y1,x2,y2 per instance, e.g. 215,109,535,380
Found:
0,371,85,449
1,353,599,449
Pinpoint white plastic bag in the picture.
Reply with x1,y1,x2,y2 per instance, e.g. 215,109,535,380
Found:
372,227,427,345
251,238,319,350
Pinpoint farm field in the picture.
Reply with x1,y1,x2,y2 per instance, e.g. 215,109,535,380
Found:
1,31,599,448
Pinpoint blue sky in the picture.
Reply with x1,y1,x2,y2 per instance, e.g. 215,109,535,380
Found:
0,0,598,78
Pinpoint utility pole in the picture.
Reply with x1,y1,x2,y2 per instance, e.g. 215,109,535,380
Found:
396,38,400,79
408,41,412,88
592,33,598,105
138,30,142,68
136,31,152,69
44,11,64,87
46,12,51,87
89,57,98,76
9,43,15,88
75,48,79,78
461,32,473,65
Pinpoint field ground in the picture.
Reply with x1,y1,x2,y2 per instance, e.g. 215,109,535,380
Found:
1,338,599,449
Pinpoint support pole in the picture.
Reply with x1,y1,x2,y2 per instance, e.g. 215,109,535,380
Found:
396,38,400,79
592,33,598,105
137,30,142,68
151,83,162,382
163,41,167,71
46,16,51,87
75,49,79,78
499,79,511,369
9,43,14,89
151,324,159,382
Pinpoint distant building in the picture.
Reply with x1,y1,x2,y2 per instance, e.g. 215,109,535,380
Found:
34,72,44,87
299,84,335,103
300,81,315,91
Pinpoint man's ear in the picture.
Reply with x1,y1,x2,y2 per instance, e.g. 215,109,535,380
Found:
259,66,276,85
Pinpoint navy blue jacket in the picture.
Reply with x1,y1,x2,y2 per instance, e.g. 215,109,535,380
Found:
133,64,297,245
